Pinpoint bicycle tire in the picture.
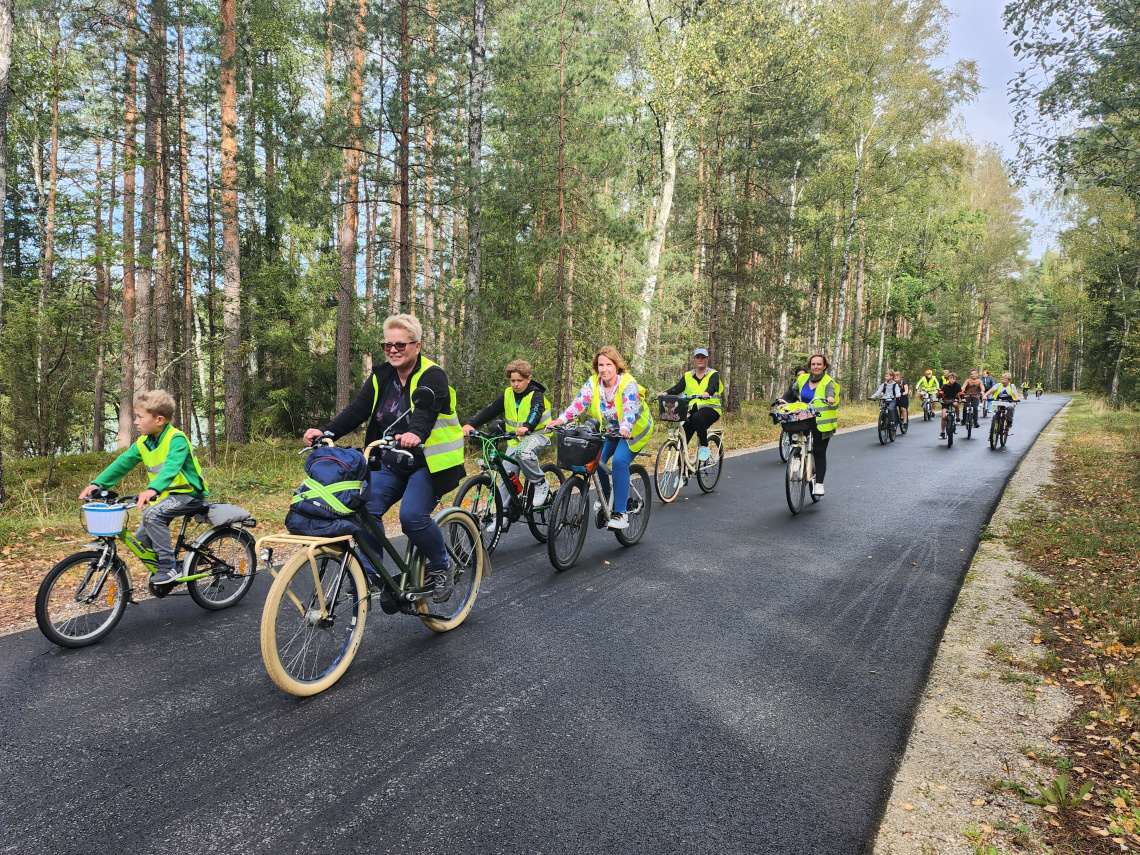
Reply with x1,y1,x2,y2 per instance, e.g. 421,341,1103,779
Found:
525,464,566,543
786,448,807,515
947,416,955,448
778,430,792,462
964,414,973,440
260,547,367,696
547,475,589,571
877,412,888,445
36,550,131,648
1000,425,1008,448
888,410,896,442
899,412,908,435
186,527,257,611
696,435,723,493
989,417,999,449
615,464,652,546
417,507,485,632
654,439,683,503
454,473,504,554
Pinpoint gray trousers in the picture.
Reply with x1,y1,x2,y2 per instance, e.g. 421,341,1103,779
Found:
500,434,550,500
137,493,208,568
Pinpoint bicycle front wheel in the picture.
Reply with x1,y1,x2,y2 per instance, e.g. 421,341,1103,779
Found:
615,464,652,546
547,475,590,571
989,417,999,449
964,414,973,440
877,413,888,445
260,548,367,697
186,527,257,610
454,473,504,554
36,550,131,648
947,418,955,448
786,447,807,515
417,507,485,632
697,435,723,493
525,464,566,544
654,439,683,503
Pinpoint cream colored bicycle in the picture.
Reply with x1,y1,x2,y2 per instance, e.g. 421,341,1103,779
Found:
653,395,724,503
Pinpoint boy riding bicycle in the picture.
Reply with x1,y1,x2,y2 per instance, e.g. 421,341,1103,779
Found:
79,390,209,585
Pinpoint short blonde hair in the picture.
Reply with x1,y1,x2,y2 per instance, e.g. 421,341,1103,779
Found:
1001,372,1012,381
505,359,533,379
383,313,422,343
592,345,629,375
135,390,176,421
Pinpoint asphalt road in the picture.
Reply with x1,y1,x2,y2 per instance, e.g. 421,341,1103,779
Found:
0,395,1068,855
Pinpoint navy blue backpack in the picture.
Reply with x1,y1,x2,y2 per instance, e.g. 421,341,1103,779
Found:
284,445,370,539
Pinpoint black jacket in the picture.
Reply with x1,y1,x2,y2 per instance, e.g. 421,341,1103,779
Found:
665,370,721,398
465,380,548,433
321,355,464,497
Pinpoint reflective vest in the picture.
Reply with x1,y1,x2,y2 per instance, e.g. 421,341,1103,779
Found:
503,386,551,448
683,370,722,415
796,373,839,433
587,372,654,452
136,425,209,501
371,357,464,474
916,376,939,394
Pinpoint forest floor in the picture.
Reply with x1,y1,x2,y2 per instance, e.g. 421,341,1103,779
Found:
0,399,880,634
877,396,1140,855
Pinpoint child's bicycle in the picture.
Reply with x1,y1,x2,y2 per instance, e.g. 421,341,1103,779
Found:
258,435,487,696
546,422,652,571
454,420,564,553
35,490,258,648
653,395,724,502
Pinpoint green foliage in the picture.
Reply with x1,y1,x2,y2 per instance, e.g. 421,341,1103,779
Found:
1020,775,1094,809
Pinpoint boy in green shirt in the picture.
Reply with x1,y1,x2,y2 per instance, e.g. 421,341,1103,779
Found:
79,390,209,584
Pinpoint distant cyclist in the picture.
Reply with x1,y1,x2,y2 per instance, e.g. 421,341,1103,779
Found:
893,371,909,425
870,371,902,427
776,353,838,498
938,372,962,440
961,370,984,428
661,347,723,460
915,370,940,409
988,373,1022,430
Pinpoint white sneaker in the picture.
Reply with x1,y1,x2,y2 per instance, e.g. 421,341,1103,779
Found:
812,483,825,497
698,446,711,461
607,513,629,530
531,481,550,507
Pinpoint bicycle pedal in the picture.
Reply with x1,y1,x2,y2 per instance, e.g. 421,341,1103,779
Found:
404,588,433,602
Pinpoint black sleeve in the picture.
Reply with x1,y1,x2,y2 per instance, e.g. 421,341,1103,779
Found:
523,393,545,430
664,376,687,396
320,375,377,439
465,393,507,429
779,381,799,402
405,366,452,442
709,371,723,396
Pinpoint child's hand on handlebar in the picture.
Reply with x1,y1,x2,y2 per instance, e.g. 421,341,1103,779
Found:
136,489,158,509
79,484,99,500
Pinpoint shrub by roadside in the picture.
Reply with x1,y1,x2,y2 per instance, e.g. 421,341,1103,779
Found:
1007,396,1140,853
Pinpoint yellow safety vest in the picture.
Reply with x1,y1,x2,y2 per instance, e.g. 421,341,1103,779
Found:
587,372,654,453
503,387,551,448
136,425,209,501
796,373,839,433
683,370,722,415
916,376,939,394
371,357,464,474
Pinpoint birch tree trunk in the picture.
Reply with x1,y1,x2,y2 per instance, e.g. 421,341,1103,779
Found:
632,115,676,373
0,0,13,501
462,0,486,382
177,18,194,429
830,142,863,378
775,160,800,390
220,0,245,442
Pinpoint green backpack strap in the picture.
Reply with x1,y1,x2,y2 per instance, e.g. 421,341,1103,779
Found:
290,478,363,516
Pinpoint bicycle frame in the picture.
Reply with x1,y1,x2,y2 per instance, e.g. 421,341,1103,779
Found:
93,513,220,589
789,429,815,480
473,434,533,520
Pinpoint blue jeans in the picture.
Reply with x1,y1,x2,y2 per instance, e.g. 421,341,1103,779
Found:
597,437,636,514
357,464,448,574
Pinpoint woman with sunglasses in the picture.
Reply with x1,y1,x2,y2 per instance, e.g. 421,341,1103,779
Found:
660,347,722,460
303,313,465,603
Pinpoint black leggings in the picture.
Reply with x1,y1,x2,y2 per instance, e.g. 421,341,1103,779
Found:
811,429,831,483
683,407,721,446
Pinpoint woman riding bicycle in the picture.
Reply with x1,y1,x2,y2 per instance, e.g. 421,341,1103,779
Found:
548,346,653,531
463,359,553,508
776,354,838,497
302,313,465,603
660,347,723,460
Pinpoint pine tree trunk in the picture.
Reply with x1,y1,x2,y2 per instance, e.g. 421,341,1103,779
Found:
0,0,13,502
336,0,366,410
553,6,568,408
831,144,863,378
177,18,194,430
220,0,245,442
136,4,164,395
397,0,412,310
462,0,485,382
119,2,138,446
93,140,110,452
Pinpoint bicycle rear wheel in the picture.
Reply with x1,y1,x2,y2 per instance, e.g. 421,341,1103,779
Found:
697,435,723,493
186,527,257,610
786,447,807,515
260,548,367,696
654,439,683,503
525,464,566,543
417,507,485,632
36,550,131,648
778,430,792,462
1000,424,1008,447
888,410,896,442
454,473,504,554
547,476,589,571
615,464,652,546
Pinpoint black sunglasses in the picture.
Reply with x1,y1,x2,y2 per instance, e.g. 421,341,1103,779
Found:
382,341,418,352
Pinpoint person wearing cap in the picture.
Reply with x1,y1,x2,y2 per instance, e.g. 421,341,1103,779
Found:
661,348,723,460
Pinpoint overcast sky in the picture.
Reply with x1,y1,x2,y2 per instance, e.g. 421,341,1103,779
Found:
942,0,1055,258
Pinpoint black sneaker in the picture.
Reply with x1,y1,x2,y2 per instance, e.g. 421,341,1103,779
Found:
939,433,945,440
427,562,455,603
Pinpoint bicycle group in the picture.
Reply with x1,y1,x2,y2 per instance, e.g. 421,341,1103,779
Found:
36,310,1042,696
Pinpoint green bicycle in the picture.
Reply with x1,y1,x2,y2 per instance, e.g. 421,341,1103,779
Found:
454,421,564,553
35,489,258,648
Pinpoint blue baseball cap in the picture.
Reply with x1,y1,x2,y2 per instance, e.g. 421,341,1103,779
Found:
693,348,709,357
